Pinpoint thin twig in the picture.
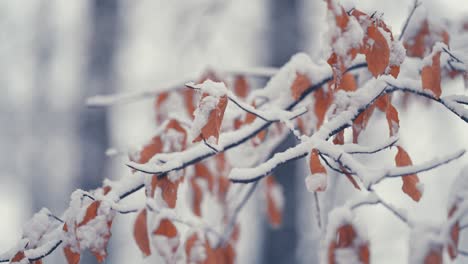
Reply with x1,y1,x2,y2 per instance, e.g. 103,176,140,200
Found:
314,192,322,229
218,182,259,247
399,0,422,41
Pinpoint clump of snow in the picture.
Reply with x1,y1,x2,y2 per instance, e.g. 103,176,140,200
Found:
389,40,406,67
22,208,57,248
254,53,331,109
191,80,228,97
305,173,327,192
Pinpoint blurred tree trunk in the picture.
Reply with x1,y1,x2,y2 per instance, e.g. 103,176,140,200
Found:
79,0,118,190
263,0,301,263
78,0,119,262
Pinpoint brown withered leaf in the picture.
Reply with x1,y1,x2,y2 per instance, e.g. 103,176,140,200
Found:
395,146,422,202
421,51,442,98
291,72,312,100
133,209,151,257
265,176,283,228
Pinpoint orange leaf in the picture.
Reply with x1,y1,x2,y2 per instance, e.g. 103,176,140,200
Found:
138,136,163,164
193,94,228,144
352,105,375,143
185,233,207,263
404,19,449,58
133,209,151,257
153,219,178,238
184,89,197,118
291,73,312,100
205,244,235,264
314,85,334,128
328,224,369,264
395,146,422,201
78,201,100,227
155,92,170,124
421,51,442,98
265,176,283,228
423,248,443,264
309,149,326,174
150,176,181,208
389,65,400,78
10,251,26,263
63,246,80,264
333,130,345,145
233,75,249,99
364,25,391,77
244,102,267,144
358,245,370,264
344,170,361,190
386,103,400,137
339,73,357,92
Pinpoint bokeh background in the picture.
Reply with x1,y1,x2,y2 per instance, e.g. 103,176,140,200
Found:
1,0,467,263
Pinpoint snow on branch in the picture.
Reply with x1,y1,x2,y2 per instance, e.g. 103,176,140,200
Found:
127,57,367,176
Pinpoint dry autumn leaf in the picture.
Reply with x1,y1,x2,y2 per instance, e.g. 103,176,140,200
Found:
265,176,283,228
328,224,369,264
421,51,442,98
314,85,334,129
233,75,249,99
364,24,391,77
404,20,449,58
192,94,228,144
395,146,422,202
133,209,151,257
291,72,312,100
423,248,443,264
63,245,80,264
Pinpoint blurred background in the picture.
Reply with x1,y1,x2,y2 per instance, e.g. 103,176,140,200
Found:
0,0,467,263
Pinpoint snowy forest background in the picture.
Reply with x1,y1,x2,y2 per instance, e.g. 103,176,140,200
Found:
1,0,468,263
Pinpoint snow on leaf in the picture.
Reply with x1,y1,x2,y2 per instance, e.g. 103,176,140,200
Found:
386,102,400,137
421,51,442,98
185,233,206,263
326,208,369,264
265,175,284,228
307,149,327,192
150,176,181,209
155,92,170,124
445,165,468,259
395,146,422,202
63,246,80,264
409,226,443,264
291,72,312,100
133,209,151,257
314,85,334,129
189,163,214,217
136,136,163,164
404,17,449,58
205,244,235,264
152,218,179,261
364,25,391,77
352,105,375,144
191,81,229,144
